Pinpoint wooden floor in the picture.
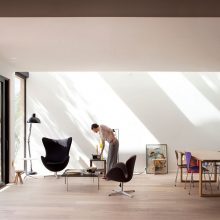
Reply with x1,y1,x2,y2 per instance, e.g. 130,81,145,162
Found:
0,173,220,220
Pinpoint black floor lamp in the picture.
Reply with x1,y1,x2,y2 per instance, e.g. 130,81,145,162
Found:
27,113,41,175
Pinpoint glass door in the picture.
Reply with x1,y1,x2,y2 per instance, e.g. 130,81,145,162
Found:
14,75,25,171
0,75,9,187
14,72,28,174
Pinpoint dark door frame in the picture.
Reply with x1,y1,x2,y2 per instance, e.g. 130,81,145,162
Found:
0,75,9,187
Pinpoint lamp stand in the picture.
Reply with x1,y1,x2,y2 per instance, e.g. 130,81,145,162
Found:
27,123,37,175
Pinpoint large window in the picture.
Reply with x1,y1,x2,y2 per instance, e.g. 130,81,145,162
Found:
14,73,28,173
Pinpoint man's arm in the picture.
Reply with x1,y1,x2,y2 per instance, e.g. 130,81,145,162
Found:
99,139,105,157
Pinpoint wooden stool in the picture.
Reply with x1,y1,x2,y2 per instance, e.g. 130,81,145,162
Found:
14,170,24,184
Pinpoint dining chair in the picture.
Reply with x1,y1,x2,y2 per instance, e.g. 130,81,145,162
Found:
217,164,220,190
210,151,220,190
184,152,212,195
174,150,187,186
211,163,220,190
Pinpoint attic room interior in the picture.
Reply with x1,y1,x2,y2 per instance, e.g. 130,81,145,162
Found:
1,1,220,219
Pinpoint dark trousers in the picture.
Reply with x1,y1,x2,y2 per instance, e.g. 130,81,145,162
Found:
107,139,119,171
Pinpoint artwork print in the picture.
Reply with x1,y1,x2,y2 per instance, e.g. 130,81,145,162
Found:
146,144,168,174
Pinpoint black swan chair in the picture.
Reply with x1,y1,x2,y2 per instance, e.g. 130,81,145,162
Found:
41,137,72,177
106,155,136,197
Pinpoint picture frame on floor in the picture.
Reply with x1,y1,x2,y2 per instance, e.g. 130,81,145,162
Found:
146,144,168,174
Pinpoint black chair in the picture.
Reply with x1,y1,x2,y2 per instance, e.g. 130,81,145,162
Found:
41,137,72,177
106,155,136,198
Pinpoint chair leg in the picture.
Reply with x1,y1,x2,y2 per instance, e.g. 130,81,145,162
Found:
204,172,207,190
109,189,134,198
203,171,212,192
174,167,179,186
192,174,195,188
217,166,220,190
55,172,58,178
218,171,220,190
208,162,214,180
44,172,59,178
208,172,213,193
184,172,189,189
189,173,193,195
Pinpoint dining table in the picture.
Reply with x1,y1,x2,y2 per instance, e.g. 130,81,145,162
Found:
180,150,220,197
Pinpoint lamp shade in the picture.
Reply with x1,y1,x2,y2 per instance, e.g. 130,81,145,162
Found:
27,113,41,123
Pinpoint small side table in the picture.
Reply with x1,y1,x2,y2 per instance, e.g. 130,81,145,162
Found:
14,170,24,184
90,159,106,177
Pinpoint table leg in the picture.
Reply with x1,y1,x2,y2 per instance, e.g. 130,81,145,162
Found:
214,162,217,182
199,160,203,197
180,152,184,182
67,175,68,192
104,160,106,177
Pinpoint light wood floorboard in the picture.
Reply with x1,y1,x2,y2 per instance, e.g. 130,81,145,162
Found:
0,173,220,220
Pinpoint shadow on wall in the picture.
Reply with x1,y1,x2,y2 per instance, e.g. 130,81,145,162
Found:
27,72,220,174
28,72,159,173
27,73,98,173
101,72,220,171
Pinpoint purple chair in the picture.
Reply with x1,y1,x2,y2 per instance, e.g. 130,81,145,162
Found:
184,152,212,195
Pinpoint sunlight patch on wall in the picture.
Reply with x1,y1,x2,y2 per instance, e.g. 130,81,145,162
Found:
201,74,219,93
149,72,220,126
54,72,158,154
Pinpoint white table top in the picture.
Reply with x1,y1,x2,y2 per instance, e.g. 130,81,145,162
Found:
183,150,220,161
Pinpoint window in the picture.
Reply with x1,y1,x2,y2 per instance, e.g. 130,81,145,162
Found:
14,72,28,173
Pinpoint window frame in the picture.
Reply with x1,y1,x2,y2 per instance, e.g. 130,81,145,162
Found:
0,75,9,187
15,72,29,173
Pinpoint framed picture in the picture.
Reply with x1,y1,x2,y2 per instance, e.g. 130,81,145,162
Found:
146,144,168,174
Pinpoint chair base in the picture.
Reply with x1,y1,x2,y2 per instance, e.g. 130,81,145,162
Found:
109,188,135,198
43,172,60,179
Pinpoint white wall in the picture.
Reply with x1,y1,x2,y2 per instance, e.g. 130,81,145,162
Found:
0,17,220,180
27,72,220,174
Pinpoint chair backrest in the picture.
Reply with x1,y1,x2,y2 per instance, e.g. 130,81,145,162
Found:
42,137,72,162
185,151,192,170
125,155,136,181
175,150,179,165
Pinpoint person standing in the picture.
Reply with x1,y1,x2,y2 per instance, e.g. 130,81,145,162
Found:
91,123,119,172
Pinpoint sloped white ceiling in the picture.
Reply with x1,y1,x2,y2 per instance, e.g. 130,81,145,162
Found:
0,17,220,71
